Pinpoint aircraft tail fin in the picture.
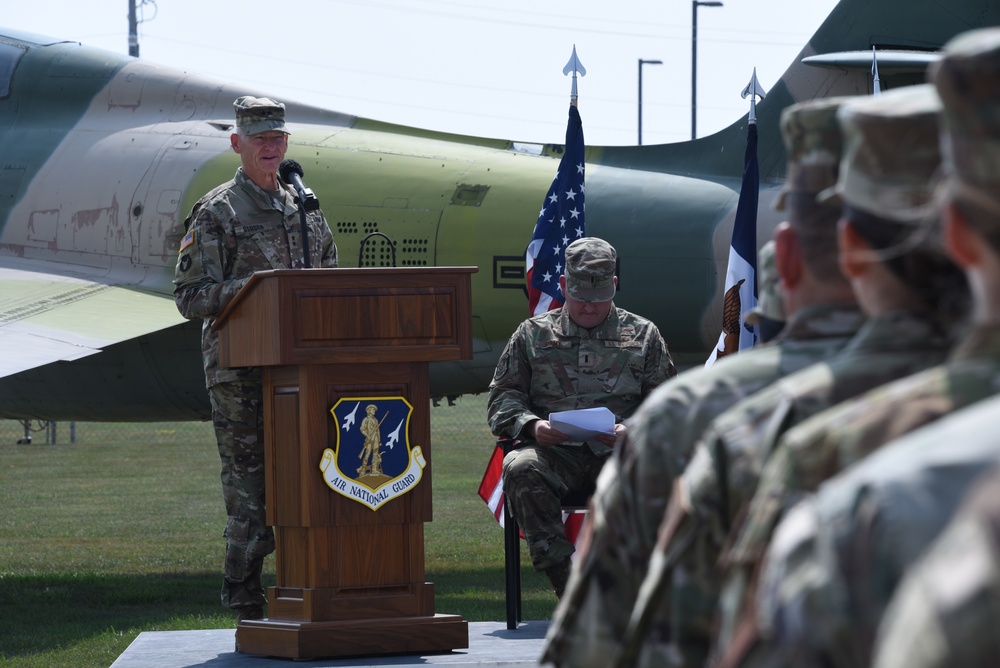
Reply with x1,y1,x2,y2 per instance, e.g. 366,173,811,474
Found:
589,0,999,181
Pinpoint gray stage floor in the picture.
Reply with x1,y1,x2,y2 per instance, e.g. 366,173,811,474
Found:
111,620,549,667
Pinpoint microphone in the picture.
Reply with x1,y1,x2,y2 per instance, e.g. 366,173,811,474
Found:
278,159,320,212
278,159,319,269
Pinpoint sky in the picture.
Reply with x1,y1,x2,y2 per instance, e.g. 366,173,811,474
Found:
5,0,841,146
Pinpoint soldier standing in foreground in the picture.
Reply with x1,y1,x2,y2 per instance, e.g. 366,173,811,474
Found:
621,83,968,668
872,432,1000,668
744,240,785,344
173,97,338,637
755,27,1000,668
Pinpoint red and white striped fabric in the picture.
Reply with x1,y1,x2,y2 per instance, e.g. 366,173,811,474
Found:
477,441,585,546
478,442,508,526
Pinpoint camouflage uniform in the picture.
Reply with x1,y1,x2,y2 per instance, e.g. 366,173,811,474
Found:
680,314,955,663
642,85,964,668
540,96,865,668
759,392,1000,668
714,342,996,667
488,238,676,581
543,303,866,667
754,28,1000,668
872,456,1000,668
173,97,338,611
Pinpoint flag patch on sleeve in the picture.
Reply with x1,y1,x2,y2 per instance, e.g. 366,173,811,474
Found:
179,229,195,253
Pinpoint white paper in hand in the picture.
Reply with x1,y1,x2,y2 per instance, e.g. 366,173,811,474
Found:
548,407,616,441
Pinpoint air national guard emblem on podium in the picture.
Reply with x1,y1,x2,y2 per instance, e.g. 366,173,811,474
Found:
321,397,427,510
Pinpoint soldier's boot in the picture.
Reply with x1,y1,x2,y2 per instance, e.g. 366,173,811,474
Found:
545,558,572,599
234,604,265,653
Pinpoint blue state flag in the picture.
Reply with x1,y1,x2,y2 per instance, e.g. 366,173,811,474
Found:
525,103,586,316
705,122,759,367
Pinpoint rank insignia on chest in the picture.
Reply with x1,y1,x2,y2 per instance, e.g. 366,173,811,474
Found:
320,396,426,510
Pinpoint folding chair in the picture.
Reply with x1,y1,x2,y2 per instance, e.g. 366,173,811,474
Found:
500,438,589,630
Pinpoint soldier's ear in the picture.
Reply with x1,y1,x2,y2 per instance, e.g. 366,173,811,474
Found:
943,202,981,270
774,222,804,289
837,218,870,280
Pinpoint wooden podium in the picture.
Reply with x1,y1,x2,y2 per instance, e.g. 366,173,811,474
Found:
212,267,475,660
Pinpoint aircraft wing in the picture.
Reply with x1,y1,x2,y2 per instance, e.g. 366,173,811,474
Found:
801,50,941,73
0,264,185,378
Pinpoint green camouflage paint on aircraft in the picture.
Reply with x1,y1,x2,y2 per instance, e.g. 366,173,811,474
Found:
0,0,996,421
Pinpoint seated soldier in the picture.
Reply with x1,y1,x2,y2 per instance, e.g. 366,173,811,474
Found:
487,236,676,598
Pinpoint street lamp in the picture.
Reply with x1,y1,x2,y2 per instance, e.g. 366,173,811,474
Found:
692,0,723,140
638,58,663,145
128,0,139,57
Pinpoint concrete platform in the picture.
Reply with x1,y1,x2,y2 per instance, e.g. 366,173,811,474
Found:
111,620,550,667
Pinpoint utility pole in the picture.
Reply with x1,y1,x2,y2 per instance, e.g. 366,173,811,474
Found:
692,0,723,139
638,59,663,145
128,0,139,57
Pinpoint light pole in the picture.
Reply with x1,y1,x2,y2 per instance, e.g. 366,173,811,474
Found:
638,58,663,145
692,0,723,140
128,0,139,57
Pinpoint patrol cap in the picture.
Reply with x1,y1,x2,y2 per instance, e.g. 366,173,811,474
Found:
773,96,850,211
745,239,784,326
234,95,288,136
929,27,1000,215
564,237,617,302
822,84,942,223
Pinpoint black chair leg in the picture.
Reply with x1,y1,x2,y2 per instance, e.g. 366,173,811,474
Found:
504,501,521,629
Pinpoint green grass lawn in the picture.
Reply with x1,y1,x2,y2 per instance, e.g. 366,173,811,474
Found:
0,394,557,667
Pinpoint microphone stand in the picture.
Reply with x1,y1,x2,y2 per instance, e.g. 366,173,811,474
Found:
296,203,312,269
295,189,321,268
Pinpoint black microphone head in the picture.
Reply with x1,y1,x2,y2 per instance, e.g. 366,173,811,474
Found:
278,159,304,182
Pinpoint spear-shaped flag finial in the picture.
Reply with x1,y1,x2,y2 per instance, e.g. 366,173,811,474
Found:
563,45,587,106
741,68,767,124
871,46,882,95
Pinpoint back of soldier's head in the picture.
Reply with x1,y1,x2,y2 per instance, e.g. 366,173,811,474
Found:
776,96,852,282
745,239,785,342
833,85,942,226
930,27,1000,253
830,85,967,323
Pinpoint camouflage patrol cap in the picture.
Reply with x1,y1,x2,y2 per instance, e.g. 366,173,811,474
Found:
234,95,288,136
745,239,784,326
564,237,617,302
929,27,1000,214
773,96,851,211
823,84,942,223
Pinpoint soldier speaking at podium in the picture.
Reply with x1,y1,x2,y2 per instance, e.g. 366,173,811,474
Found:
172,96,338,633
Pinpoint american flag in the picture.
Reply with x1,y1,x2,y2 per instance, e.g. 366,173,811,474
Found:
477,440,586,546
526,103,586,316
478,103,588,547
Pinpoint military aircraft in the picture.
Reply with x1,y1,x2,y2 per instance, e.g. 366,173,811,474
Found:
1,0,996,422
